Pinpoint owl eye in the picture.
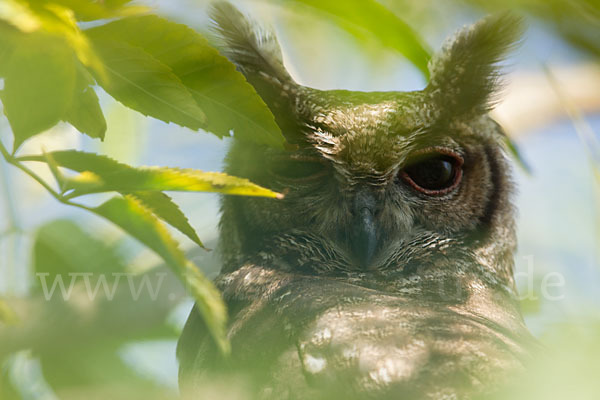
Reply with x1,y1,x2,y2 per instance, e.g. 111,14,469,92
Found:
400,152,463,195
269,158,327,181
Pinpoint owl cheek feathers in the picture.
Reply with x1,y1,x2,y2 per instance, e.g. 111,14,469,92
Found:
426,13,525,116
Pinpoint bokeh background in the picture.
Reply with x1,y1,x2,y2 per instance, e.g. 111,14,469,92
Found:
0,0,599,398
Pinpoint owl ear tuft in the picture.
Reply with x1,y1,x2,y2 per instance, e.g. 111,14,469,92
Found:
210,2,302,139
210,2,292,84
427,13,525,115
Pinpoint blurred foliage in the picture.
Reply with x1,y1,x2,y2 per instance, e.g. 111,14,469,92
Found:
0,299,18,325
0,0,598,399
33,219,126,280
376,0,600,62
480,322,600,400
2,218,187,400
0,0,286,359
464,0,600,59
272,0,432,78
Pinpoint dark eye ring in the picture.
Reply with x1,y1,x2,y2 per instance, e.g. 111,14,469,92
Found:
399,149,463,196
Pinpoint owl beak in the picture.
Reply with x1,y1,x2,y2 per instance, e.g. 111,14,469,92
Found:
351,192,378,269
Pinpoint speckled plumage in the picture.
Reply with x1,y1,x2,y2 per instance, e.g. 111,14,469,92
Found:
178,4,536,399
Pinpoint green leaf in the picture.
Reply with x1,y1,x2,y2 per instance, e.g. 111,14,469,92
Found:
89,37,207,130
64,84,106,140
85,15,286,148
129,191,206,248
278,0,431,79
37,2,106,79
0,22,20,76
64,67,107,140
2,33,76,150
91,195,229,353
0,0,106,79
33,219,127,285
19,150,283,199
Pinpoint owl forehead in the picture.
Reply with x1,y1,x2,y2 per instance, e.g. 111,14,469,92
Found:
305,91,441,173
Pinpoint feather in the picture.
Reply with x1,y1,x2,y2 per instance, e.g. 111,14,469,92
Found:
427,13,525,115
210,2,292,85
210,2,305,142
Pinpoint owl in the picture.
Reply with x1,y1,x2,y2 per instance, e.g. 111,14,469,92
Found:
177,3,537,399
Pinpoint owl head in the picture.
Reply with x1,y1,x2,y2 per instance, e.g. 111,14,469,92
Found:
213,3,524,291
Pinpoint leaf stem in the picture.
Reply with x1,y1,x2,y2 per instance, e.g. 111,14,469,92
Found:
0,142,92,212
